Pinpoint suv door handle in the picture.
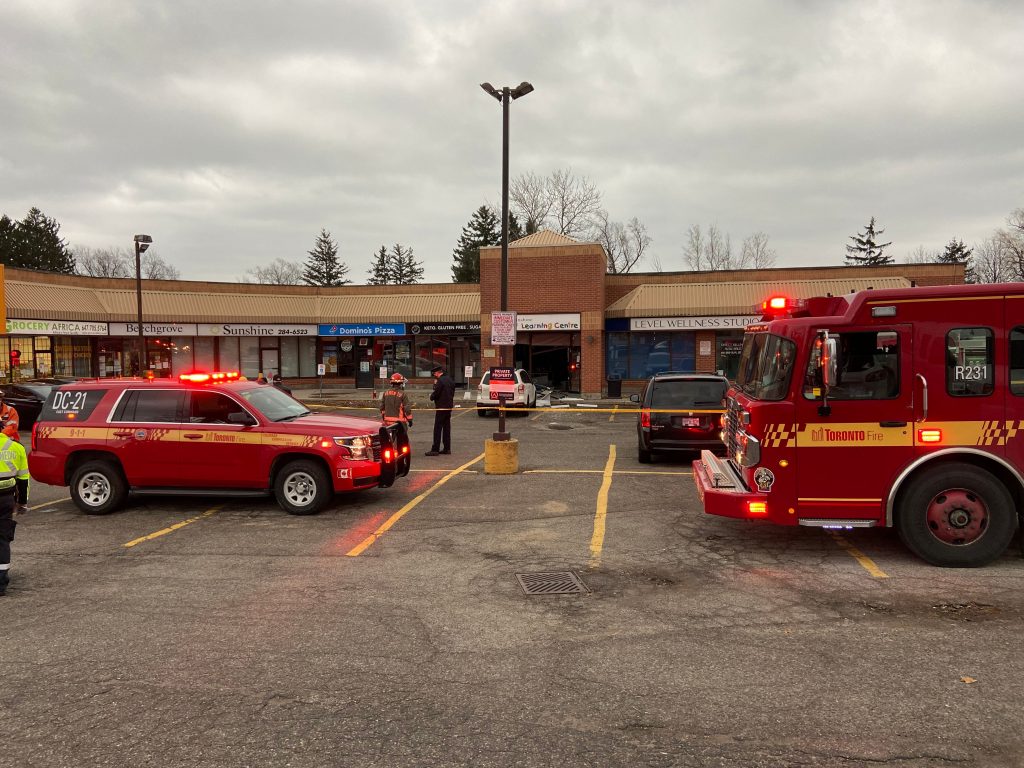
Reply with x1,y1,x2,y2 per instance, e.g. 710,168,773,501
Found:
183,433,204,440
879,421,907,427
113,430,134,438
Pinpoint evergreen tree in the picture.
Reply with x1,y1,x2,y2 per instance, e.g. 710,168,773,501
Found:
508,212,525,242
845,216,893,266
391,244,424,285
303,228,350,286
367,245,392,285
940,237,976,283
451,205,500,283
0,207,76,273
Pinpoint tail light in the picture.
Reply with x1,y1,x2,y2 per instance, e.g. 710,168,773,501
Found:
383,448,393,462
517,384,525,394
640,409,651,428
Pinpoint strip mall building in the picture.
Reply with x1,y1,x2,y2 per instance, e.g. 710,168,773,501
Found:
1,231,963,396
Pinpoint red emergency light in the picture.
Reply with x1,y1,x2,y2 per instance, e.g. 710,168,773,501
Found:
178,371,241,384
918,429,943,444
760,295,808,317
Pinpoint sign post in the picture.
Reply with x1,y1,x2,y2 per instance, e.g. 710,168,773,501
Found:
488,366,516,441
317,363,326,398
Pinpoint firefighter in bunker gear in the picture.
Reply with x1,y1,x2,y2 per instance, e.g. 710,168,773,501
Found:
0,396,19,442
380,373,413,428
0,435,30,596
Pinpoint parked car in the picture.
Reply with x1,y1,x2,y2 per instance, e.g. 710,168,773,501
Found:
0,380,61,434
631,373,728,463
477,368,537,416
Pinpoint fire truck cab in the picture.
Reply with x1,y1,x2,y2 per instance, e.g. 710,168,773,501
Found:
693,283,1024,567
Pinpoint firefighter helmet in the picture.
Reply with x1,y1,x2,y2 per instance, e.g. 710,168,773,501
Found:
390,373,406,384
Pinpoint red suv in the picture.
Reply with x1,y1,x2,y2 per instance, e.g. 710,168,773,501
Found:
29,373,410,515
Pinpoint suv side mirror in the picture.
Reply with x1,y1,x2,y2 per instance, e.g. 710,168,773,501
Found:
629,393,640,403
228,412,257,426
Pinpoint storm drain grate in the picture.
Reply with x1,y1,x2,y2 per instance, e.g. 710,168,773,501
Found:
516,571,590,596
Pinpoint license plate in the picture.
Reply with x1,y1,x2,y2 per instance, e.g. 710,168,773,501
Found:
680,417,700,427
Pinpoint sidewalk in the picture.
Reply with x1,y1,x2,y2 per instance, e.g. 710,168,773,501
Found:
290,386,634,410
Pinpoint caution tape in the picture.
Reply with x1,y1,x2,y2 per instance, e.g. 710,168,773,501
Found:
303,402,724,415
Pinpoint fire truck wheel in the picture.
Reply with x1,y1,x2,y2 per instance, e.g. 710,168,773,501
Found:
897,465,1015,567
275,460,330,516
70,460,127,515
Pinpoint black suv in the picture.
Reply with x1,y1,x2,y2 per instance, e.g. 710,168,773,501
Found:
631,373,728,463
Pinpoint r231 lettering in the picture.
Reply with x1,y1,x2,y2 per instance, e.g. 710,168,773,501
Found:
954,365,988,381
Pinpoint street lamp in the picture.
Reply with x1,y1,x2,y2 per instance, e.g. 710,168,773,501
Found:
134,234,152,373
480,81,533,442
479,82,534,317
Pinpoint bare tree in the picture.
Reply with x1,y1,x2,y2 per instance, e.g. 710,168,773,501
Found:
549,168,602,239
242,258,305,285
705,225,733,270
508,171,552,233
997,208,1024,279
142,254,181,280
682,224,708,270
904,245,941,264
592,210,651,274
973,235,1013,284
76,246,132,277
739,232,777,269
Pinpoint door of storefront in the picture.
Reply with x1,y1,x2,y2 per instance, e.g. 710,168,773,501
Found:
514,332,580,392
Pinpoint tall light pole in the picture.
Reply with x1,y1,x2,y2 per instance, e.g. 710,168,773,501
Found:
480,81,534,355
134,234,153,373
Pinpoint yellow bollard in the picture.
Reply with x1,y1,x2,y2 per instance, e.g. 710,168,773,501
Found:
484,438,519,474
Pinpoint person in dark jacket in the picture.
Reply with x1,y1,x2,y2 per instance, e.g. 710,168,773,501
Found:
425,365,455,455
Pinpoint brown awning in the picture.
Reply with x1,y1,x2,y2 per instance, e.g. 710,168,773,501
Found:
605,277,913,318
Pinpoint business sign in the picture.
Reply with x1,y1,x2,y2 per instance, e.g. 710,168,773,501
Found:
318,323,407,336
629,315,761,331
197,324,316,336
488,366,517,396
108,322,198,336
6,318,108,336
517,313,581,331
490,312,517,346
409,321,481,335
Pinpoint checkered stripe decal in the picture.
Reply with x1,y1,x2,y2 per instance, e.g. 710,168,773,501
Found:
978,420,1023,446
762,423,796,448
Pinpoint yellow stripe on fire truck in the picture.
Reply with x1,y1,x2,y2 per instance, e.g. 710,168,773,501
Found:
760,421,1023,448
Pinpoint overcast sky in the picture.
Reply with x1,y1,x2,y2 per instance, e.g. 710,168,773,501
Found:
2,0,1022,284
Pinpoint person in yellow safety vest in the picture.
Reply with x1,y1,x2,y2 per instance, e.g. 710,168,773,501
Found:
0,396,19,442
380,373,413,428
0,434,30,597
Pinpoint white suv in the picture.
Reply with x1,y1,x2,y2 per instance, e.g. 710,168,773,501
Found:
477,368,537,415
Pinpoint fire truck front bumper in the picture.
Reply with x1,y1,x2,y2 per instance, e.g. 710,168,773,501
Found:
692,450,766,520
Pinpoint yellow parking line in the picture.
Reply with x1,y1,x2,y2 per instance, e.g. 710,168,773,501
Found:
828,531,889,578
123,506,222,548
27,496,71,510
347,453,485,556
530,410,544,421
609,406,618,422
588,445,617,569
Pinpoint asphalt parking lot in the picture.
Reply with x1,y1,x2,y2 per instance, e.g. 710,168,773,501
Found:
4,403,1024,767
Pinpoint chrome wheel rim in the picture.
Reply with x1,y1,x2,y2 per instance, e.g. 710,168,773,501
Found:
284,471,317,507
78,472,111,507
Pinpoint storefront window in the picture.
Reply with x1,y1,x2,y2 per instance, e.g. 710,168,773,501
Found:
171,336,194,376
717,333,744,380
72,338,92,377
280,337,298,377
239,337,259,378
299,337,317,376
53,338,73,377
194,337,215,372
606,333,629,378
218,337,240,373
669,333,695,373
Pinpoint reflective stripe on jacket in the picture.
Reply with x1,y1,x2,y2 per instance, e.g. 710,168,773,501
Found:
0,435,29,491
380,388,412,423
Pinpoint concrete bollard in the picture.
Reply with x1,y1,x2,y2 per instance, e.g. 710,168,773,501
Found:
484,438,519,474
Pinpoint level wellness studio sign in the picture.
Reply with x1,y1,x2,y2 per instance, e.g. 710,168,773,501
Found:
630,315,761,331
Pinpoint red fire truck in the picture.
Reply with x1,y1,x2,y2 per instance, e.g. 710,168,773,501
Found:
693,282,1024,567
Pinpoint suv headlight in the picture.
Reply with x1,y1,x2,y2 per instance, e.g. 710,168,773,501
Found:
333,435,373,460
736,432,761,468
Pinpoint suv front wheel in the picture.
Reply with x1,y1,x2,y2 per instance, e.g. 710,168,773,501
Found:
274,459,331,515
70,460,128,515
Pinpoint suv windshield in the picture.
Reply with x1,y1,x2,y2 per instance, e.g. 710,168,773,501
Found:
239,386,310,422
735,333,797,401
650,379,726,408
